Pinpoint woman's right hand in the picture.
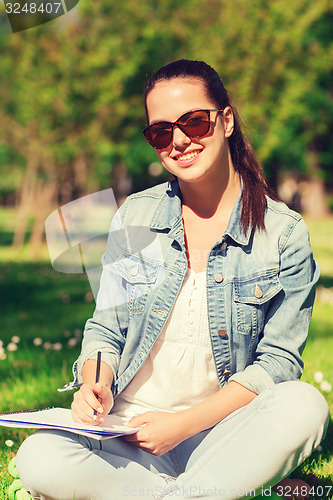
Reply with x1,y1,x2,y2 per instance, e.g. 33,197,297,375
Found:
71,382,114,426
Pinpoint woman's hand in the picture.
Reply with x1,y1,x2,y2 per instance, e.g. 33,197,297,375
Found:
71,383,114,426
123,411,188,456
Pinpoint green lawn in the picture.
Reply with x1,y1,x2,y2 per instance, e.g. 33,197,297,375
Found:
0,209,332,499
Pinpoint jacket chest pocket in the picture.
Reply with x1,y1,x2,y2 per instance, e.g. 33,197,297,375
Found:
233,274,282,335
113,253,162,314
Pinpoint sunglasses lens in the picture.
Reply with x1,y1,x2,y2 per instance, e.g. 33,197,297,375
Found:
179,110,210,137
143,110,211,149
144,124,173,149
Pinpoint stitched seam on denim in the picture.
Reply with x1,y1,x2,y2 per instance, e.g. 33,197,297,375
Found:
169,448,182,476
266,200,302,221
279,217,300,254
126,187,167,201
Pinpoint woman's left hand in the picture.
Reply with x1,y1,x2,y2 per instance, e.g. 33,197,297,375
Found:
123,411,188,456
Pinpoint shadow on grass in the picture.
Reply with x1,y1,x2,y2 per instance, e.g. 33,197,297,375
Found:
0,230,16,247
318,276,333,289
0,262,94,342
319,417,333,468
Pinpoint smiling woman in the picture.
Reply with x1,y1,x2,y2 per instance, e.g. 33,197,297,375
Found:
16,60,329,500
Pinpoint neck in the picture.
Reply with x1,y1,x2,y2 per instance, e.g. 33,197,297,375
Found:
179,166,241,219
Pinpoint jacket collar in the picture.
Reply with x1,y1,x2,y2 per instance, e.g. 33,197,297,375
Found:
149,178,252,247
150,180,183,231
224,181,252,246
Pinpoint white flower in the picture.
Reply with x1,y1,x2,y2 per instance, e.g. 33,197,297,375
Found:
5,440,14,447
43,341,52,350
52,342,63,351
74,329,82,339
67,338,78,347
33,337,43,346
313,371,324,383
11,336,20,344
7,342,18,352
0,352,6,360
84,292,94,303
320,380,332,393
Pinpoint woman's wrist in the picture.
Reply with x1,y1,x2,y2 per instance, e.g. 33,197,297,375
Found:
175,382,257,439
175,406,213,440
82,359,113,388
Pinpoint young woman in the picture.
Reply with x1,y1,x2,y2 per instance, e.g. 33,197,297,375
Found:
17,60,329,500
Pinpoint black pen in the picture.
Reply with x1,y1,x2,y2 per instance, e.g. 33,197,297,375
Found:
93,351,102,421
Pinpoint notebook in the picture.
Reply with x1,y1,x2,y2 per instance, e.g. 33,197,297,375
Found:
0,407,141,440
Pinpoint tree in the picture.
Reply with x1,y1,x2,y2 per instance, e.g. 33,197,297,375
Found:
0,0,332,254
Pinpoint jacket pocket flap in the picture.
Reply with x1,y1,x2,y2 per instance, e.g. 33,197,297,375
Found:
234,274,282,305
113,253,159,284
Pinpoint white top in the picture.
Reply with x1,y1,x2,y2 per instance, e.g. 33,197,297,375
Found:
112,268,220,419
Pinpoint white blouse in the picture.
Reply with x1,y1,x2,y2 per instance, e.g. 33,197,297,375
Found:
112,268,221,419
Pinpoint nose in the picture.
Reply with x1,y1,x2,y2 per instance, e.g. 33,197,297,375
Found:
172,125,191,148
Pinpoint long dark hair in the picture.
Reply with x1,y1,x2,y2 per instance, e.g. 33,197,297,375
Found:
144,59,278,234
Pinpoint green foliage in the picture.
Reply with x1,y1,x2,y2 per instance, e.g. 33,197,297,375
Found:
0,0,332,201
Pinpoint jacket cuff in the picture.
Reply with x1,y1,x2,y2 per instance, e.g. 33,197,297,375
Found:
78,341,120,382
57,342,120,392
229,364,276,394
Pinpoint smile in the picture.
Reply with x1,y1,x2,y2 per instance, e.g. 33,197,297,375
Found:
174,150,201,161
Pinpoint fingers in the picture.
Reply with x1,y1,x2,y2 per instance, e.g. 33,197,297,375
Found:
94,383,111,403
71,401,103,426
71,383,111,425
126,411,151,428
122,432,140,443
122,433,149,450
122,432,161,456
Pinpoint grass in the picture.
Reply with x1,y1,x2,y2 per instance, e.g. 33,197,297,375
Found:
0,209,332,499
0,208,94,498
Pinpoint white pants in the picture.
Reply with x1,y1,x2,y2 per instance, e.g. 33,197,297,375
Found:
16,381,330,500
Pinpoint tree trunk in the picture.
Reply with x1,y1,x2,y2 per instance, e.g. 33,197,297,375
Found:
300,148,329,218
12,155,39,248
299,177,329,218
29,179,58,259
73,153,88,196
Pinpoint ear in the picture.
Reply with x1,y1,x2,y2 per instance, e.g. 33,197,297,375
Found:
223,106,234,138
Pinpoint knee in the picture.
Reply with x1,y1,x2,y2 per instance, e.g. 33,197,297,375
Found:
16,430,75,498
290,381,329,423
16,431,53,495
277,381,330,443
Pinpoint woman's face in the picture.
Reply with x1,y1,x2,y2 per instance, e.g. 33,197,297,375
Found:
145,77,234,185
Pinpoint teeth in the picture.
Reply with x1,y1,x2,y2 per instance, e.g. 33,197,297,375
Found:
178,151,199,161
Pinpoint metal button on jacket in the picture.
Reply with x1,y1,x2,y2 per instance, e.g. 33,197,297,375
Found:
223,370,231,377
220,242,227,251
254,284,263,298
214,273,223,283
130,265,139,277
218,329,228,337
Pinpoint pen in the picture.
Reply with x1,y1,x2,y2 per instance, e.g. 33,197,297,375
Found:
93,351,102,421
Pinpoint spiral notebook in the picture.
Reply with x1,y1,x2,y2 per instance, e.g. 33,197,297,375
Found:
0,407,140,440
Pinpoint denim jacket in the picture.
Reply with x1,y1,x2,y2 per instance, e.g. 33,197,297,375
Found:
66,179,319,397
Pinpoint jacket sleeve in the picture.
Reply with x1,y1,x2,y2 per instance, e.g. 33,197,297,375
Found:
70,203,130,388
229,217,320,394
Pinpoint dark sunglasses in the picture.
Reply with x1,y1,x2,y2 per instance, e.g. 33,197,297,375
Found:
143,108,223,149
